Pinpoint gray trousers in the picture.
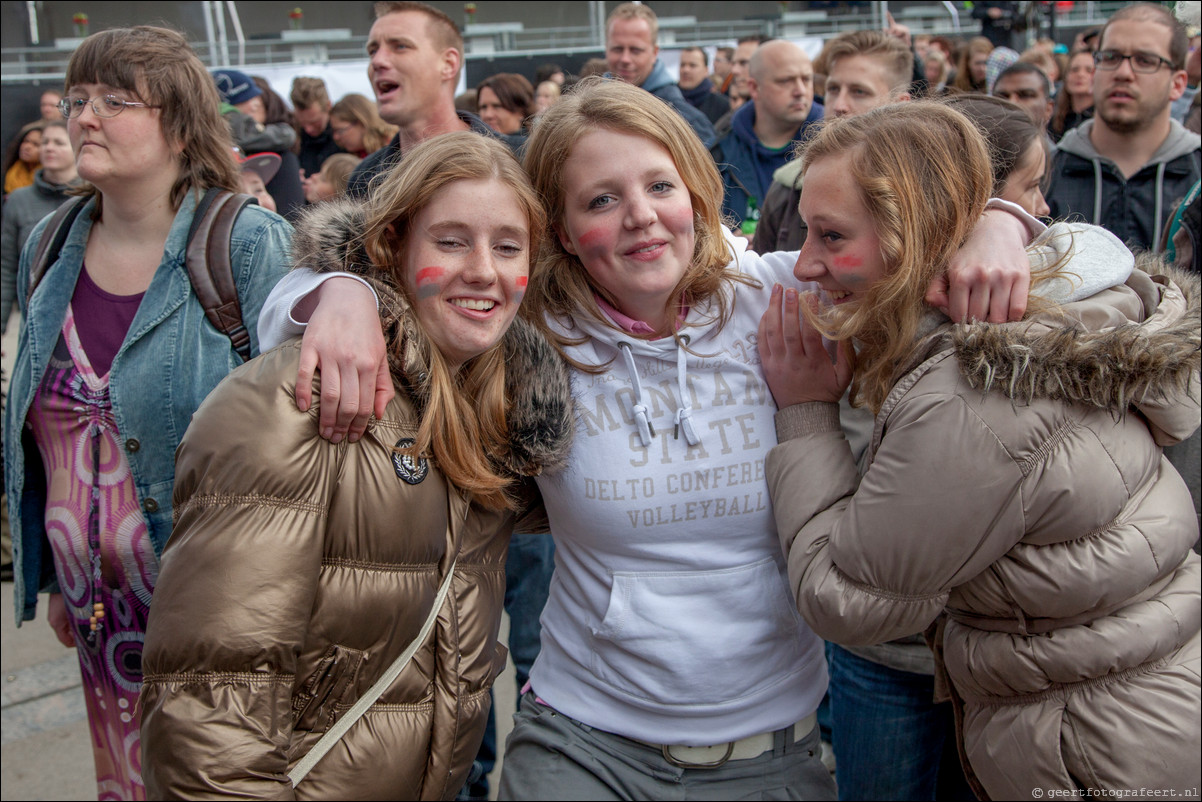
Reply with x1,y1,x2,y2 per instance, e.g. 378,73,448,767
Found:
498,693,837,801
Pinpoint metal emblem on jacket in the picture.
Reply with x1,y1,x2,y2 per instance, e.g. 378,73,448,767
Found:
392,438,428,484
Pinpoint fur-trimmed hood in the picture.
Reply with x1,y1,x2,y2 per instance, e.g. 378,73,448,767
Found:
948,259,1201,442
290,199,574,477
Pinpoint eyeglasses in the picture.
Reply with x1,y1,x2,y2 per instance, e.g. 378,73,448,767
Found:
59,94,159,119
330,123,357,135
1093,50,1175,74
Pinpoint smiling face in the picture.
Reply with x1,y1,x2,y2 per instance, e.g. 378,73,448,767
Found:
403,177,530,370
1094,19,1186,134
67,81,179,193
557,128,695,334
367,10,457,128
794,152,888,305
606,16,658,87
999,139,1049,217
477,87,524,135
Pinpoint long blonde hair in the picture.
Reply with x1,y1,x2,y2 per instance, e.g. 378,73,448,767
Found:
799,102,993,413
522,77,754,366
361,133,545,510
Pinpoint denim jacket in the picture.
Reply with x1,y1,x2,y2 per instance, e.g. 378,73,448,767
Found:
3,189,292,624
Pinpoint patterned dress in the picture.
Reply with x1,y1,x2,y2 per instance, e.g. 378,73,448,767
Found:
27,305,156,801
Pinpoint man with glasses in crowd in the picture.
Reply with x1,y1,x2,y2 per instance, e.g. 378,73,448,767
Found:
1046,2,1199,251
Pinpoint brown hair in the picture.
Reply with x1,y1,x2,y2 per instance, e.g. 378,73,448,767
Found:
330,93,398,154
1099,2,1189,69
815,30,914,94
606,2,659,42
476,73,537,129
64,26,239,211
290,76,331,111
798,101,993,412
943,94,1046,196
953,36,994,93
522,77,755,368
1050,49,1094,139
681,46,709,67
373,1,464,78
360,132,545,510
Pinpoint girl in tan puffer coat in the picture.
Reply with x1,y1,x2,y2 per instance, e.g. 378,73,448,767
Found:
758,101,1200,800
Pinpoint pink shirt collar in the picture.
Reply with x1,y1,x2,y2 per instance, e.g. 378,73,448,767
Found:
594,294,690,337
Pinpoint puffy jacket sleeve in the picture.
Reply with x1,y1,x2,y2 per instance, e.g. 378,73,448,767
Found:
766,381,1027,647
140,344,336,800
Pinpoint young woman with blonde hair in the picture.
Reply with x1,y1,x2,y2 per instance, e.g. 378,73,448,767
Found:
329,92,397,158
139,132,573,798
258,74,1146,799
758,100,1200,800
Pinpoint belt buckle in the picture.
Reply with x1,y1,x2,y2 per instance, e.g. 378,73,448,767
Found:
660,741,734,769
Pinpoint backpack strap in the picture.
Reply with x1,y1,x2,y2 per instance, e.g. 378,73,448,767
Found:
26,195,89,305
185,187,256,363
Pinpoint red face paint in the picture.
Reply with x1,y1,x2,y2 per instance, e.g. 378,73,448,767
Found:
416,266,445,299
832,255,863,268
577,227,608,251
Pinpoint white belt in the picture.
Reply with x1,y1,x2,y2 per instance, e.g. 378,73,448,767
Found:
638,712,817,769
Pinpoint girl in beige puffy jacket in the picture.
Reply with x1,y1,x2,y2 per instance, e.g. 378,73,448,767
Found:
139,134,573,800
758,102,1200,800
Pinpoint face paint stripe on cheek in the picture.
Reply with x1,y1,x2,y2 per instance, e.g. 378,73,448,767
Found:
832,255,863,268
577,228,607,250
416,266,444,300
514,275,527,303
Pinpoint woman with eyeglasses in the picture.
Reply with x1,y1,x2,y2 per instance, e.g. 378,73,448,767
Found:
328,92,397,159
2,26,290,799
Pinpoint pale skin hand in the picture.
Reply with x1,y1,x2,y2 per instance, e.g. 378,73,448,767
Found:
758,285,852,408
927,209,1031,323
47,593,75,648
885,11,912,49
294,277,392,443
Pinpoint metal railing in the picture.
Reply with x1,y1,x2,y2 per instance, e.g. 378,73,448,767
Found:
0,1,1134,84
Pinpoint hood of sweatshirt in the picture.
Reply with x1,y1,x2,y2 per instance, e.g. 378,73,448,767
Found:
640,59,677,94
1056,118,1200,166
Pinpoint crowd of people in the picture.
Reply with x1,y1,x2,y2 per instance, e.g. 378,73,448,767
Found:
1,1,1199,801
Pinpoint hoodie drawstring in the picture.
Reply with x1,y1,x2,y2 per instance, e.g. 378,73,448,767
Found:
618,341,655,447
1152,161,1167,252
1092,159,1104,226
673,335,700,446
617,337,701,448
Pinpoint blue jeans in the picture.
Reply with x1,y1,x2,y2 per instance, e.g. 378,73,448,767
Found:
457,534,556,801
826,643,973,801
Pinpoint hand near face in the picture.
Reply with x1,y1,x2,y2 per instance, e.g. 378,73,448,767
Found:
757,285,852,408
925,208,1031,323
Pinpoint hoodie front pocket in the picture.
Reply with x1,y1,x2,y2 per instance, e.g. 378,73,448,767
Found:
292,644,367,733
589,557,808,704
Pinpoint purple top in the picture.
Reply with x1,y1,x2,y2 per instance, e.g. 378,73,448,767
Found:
71,264,143,377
